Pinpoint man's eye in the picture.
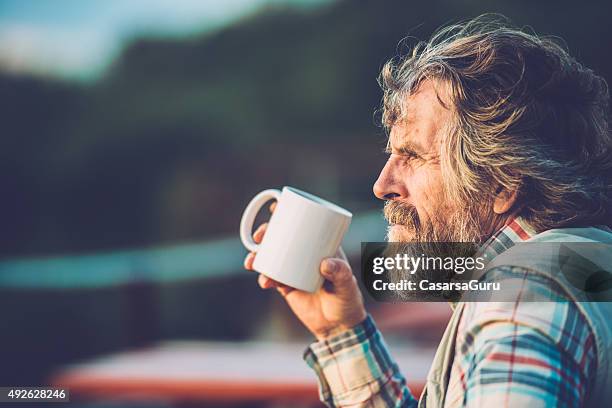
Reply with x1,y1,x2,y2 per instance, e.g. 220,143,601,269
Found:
384,148,422,161
397,150,420,160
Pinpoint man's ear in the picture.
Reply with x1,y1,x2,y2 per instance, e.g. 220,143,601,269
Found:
493,186,519,214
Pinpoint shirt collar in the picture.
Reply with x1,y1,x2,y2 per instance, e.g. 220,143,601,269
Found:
447,216,536,310
478,215,538,261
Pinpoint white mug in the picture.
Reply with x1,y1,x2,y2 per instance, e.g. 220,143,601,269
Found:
240,186,352,292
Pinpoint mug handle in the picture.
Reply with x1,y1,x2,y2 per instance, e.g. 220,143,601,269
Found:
240,189,281,252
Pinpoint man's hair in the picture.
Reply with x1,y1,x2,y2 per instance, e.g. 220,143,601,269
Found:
379,14,612,231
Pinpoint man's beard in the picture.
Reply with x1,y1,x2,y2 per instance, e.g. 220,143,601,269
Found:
381,200,487,301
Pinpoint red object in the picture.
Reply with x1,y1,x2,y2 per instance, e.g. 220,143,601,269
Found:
51,341,430,404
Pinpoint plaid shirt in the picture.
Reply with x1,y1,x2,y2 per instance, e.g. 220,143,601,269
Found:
303,217,597,407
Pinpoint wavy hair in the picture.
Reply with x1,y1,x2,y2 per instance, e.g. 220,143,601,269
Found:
379,14,612,231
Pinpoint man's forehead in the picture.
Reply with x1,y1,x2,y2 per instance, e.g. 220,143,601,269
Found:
388,122,429,154
388,81,451,152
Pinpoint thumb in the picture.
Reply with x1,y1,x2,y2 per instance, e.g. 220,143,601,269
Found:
320,258,355,294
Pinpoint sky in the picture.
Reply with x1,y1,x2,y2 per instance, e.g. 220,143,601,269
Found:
0,0,330,81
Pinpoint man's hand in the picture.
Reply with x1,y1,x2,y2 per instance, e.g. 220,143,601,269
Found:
243,202,367,340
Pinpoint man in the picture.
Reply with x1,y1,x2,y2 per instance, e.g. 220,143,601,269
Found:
244,15,612,407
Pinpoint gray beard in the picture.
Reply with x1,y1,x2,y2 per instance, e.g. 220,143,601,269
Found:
382,202,484,301
383,240,480,301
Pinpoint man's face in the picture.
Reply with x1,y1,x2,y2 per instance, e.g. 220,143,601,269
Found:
373,80,484,243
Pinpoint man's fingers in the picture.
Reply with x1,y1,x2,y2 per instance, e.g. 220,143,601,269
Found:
269,202,277,213
257,274,281,289
258,274,275,289
244,252,256,270
257,274,295,296
246,222,268,270
253,223,268,244
275,282,295,296
320,258,354,293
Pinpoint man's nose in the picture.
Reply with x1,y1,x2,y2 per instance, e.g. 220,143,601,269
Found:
373,160,404,201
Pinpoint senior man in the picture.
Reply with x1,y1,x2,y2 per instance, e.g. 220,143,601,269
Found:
244,16,611,407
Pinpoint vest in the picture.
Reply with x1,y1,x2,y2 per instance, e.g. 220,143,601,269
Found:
419,227,612,407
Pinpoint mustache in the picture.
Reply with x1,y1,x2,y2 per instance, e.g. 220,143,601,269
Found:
383,200,420,228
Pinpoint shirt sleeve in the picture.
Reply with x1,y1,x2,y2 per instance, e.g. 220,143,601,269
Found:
303,315,418,407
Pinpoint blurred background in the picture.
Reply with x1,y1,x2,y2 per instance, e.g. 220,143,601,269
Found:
0,0,610,407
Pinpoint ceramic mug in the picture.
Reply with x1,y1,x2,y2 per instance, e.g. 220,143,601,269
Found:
240,186,352,292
